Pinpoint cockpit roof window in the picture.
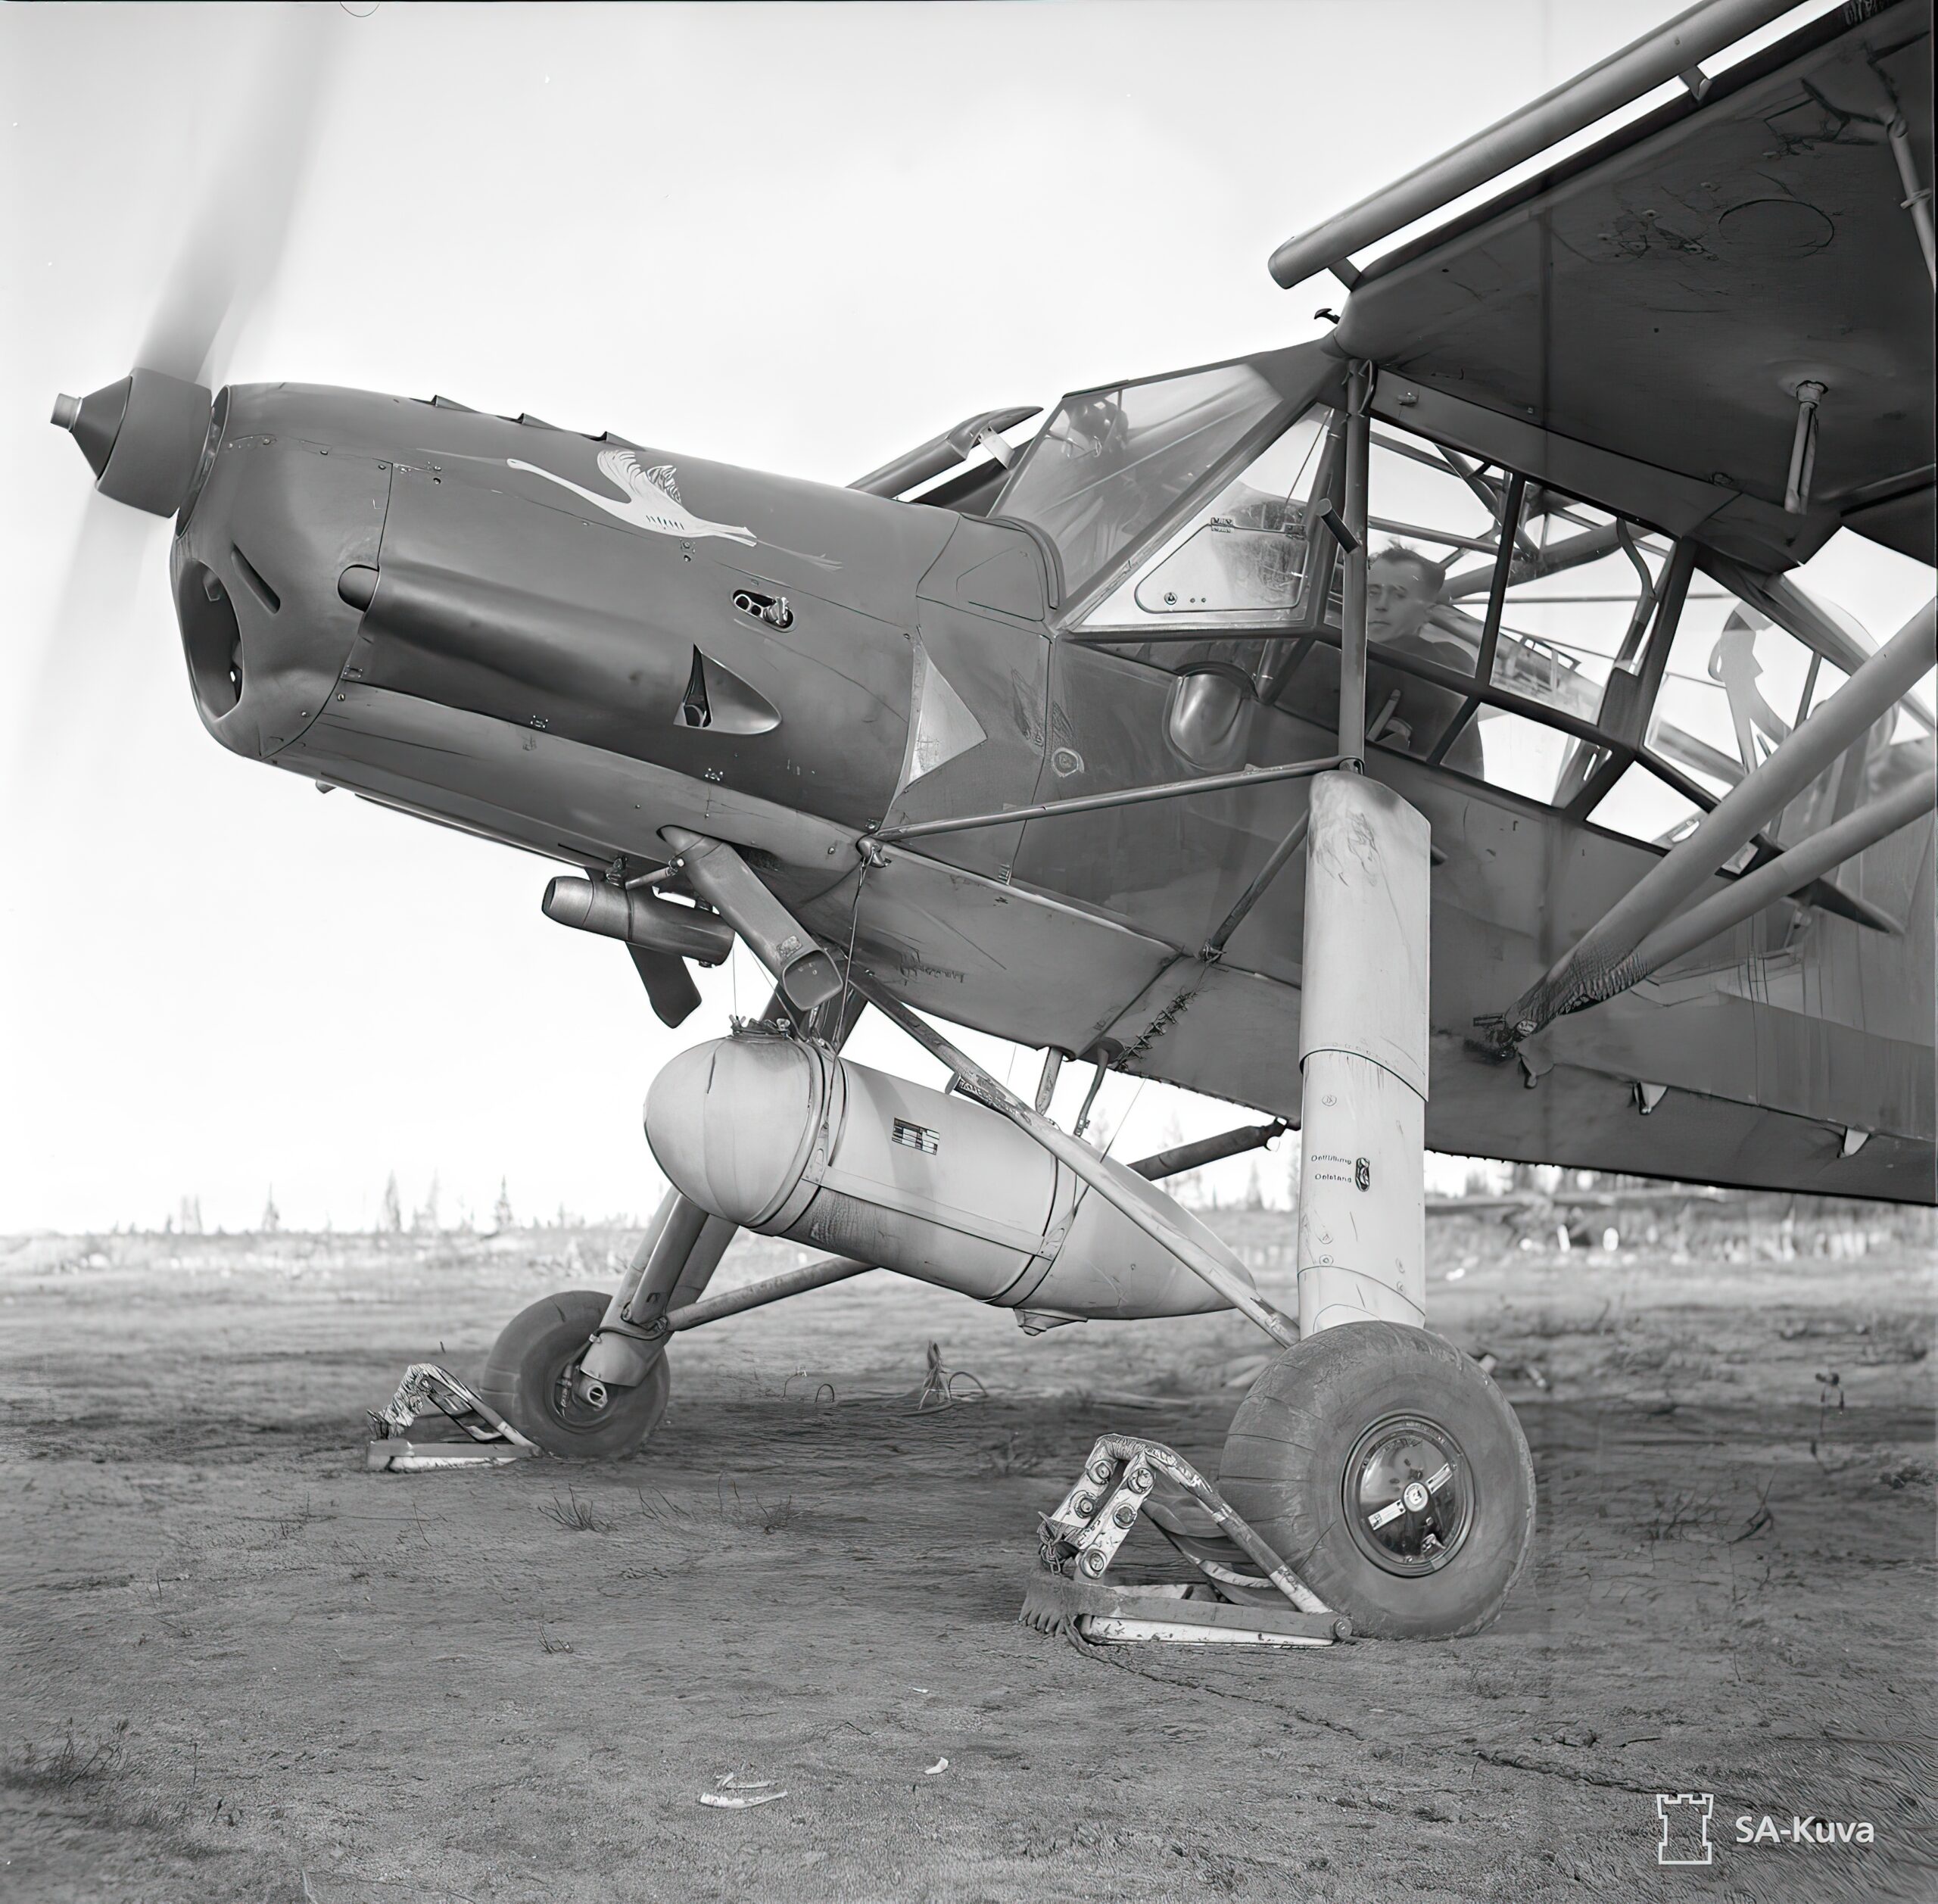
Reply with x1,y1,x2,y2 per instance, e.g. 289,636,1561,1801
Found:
993,360,1283,603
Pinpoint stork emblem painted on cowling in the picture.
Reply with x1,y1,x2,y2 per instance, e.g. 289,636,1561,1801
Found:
509,448,758,546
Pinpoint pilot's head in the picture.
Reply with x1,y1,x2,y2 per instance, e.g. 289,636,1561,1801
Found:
1059,393,1129,466
1366,545,1445,647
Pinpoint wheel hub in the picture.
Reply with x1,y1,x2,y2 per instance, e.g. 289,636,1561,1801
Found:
1343,1413,1472,1576
556,1352,614,1423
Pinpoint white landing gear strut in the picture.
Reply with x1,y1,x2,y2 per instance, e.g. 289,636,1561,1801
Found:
1294,769,1432,1335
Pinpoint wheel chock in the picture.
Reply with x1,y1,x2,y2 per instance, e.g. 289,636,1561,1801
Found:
366,1363,539,1472
1020,1571,1341,1646
1024,1433,1350,1647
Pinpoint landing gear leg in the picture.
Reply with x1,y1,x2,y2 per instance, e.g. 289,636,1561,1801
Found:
1291,769,1430,1334
476,1190,732,1460
1218,769,1535,1637
583,1190,738,1388
475,1289,671,1460
476,986,867,1461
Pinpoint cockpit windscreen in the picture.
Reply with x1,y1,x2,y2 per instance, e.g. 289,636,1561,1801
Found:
994,362,1282,601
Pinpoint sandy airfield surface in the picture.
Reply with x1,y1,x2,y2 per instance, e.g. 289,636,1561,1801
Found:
2,1208,1933,1904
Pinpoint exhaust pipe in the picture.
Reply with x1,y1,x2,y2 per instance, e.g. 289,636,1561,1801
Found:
542,877,735,964
660,829,843,1011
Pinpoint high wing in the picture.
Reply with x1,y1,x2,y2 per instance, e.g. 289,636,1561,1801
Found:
1307,0,1933,566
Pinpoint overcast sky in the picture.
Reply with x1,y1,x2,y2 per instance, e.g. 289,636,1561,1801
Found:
2,2,1928,1234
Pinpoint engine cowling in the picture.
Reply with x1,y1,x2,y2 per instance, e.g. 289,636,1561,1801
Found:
644,1033,1255,1326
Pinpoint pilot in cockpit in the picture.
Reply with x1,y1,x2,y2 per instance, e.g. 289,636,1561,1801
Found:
1366,545,1446,650
1060,393,1131,466
1366,545,1482,772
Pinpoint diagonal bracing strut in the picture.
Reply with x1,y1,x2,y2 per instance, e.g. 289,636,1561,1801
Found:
854,980,1299,1349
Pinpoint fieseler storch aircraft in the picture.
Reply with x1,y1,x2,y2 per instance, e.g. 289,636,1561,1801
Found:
48,0,1935,1640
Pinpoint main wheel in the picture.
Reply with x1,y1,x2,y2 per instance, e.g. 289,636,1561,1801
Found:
1218,1321,1535,1639
476,1289,671,1460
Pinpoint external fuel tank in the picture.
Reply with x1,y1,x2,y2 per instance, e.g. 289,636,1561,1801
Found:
644,1033,1255,1324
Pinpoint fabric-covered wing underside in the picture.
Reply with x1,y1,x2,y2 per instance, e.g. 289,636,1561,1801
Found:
1335,0,1934,564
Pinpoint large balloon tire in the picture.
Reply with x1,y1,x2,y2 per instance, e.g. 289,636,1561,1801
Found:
1219,1321,1535,1639
477,1289,670,1461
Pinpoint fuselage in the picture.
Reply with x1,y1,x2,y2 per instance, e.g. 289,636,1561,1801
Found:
167,379,1936,1202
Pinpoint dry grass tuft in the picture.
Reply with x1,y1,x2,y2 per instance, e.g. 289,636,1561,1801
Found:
637,1479,800,1535
540,1487,613,1533
1640,1488,1722,1544
6,1722,128,1793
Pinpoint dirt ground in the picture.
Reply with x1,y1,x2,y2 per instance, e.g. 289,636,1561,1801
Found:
3,1208,1933,1904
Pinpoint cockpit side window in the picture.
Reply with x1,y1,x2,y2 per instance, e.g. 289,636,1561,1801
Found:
1079,409,1338,629
994,361,1282,603
1355,430,1672,768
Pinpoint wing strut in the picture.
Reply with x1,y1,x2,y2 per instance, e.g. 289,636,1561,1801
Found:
1483,599,1935,1046
1623,767,1933,976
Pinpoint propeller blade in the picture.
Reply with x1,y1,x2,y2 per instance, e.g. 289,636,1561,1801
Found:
11,499,165,790
136,7,335,385
25,13,341,786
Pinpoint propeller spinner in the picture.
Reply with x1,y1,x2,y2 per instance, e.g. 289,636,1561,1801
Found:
51,369,213,519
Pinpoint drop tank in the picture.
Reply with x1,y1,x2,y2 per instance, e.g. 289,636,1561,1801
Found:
644,1033,1254,1324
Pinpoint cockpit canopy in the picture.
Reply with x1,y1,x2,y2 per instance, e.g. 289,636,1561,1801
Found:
993,347,1934,932
992,349,1326,605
